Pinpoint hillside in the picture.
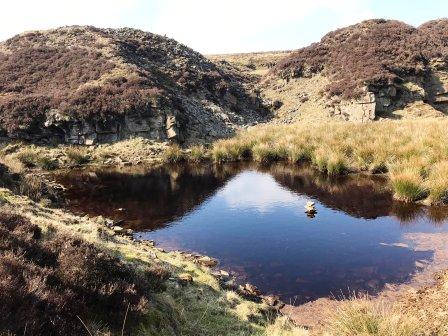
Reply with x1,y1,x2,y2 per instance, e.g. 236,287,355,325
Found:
213,19,448,123
0,26,268,145
270,19,448,122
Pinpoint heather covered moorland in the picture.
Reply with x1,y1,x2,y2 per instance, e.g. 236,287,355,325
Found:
1,16,448,336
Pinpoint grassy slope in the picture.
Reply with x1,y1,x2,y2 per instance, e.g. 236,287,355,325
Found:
211,119,448,204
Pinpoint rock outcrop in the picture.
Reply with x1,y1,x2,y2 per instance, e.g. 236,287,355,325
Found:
0,26,268,145
266,19,448,122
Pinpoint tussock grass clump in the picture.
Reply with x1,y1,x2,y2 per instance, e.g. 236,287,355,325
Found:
324,297,419,336
252,143,287,163
0,190,9,204
36,156,59,171
65,147,91,165
212,139,252,163
426,161,448,204
390,165,428,202
0,162,58,203
286,144,313,163
188,145,208,163
212,119,448,203
15,148,41,168
14,148,59,171
163,144,185,163
18,174,59,202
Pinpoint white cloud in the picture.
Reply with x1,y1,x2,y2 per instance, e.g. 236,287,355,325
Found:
152,0,374,53
0,0,374,53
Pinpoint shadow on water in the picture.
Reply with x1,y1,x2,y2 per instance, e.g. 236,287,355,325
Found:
55,164,239,230
54,162,448,304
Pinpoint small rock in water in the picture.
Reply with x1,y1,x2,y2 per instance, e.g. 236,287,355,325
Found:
241,283,262,296
196,256,218,267
305,201,316,214
415,261,426,269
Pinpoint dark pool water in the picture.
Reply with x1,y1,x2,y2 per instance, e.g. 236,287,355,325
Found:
55,163,448,304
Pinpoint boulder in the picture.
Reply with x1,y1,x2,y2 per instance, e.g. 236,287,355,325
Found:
178,273,193,284
196,256,218,267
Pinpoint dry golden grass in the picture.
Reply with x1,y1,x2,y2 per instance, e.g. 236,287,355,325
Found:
266,316,310,336
65,146,91,165
322,270,448,336
162,144,185,163
187,145,209,163
323,296,420,336
212,119,448,204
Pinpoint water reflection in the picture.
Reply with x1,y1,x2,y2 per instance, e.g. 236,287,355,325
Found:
55,164,238,230
55,163,448,303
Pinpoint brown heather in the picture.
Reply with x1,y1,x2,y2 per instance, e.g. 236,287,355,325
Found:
272,19,448,99
0,211,169,336
0,26,254,138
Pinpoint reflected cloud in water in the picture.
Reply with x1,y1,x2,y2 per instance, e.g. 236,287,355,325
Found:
55,163,448,303
219,171,308,213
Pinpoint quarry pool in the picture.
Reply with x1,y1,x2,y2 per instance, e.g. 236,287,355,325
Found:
55,163,448,304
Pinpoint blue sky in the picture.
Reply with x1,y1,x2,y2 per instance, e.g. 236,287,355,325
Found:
0,0,447,54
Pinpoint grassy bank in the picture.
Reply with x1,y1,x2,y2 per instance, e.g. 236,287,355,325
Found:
3,119,448,205
209,119,448,204
0,138,168,174
0,183,307,336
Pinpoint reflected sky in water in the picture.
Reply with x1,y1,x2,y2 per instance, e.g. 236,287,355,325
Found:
55,163,448,303
219,171,306,212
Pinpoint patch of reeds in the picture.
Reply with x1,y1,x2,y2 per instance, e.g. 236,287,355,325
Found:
211,120,448,203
